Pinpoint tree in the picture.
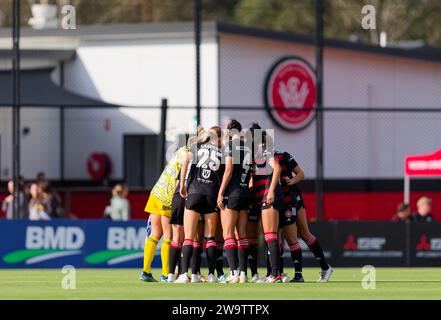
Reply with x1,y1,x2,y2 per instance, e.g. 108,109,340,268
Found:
0,0,439,48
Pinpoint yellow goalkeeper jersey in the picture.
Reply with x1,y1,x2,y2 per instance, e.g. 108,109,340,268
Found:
149,146,188,207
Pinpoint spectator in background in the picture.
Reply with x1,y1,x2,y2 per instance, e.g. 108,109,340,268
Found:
412,197,433,222
39,181,62,218
105,184,130,221
36,172,47,184
1,180,28,219
28,183,50,221
391,203,411,222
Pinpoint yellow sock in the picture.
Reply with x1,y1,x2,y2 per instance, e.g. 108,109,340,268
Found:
161,238,172,276
143,236,159,274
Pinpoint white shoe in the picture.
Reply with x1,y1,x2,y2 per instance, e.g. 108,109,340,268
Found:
257,276,270,283
207,273,218,283
167,273,176,283
191,274,202,283
198,273,207,283
250,274,260,283
239,272,247,283
226,275,239,283
281,273,291,283
317,266,333,283
174,274,190,283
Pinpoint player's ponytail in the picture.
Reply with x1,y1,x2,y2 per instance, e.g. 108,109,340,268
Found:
197,126,209,143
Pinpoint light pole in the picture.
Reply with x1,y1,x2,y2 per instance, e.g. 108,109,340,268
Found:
12,0,21,219
315,0,324,221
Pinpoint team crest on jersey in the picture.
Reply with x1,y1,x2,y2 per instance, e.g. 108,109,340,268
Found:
285,207,297,218
202,169,211,179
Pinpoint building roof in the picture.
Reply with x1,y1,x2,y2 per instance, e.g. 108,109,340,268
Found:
0,68,116,107
0,21,440,63
0,49,75,61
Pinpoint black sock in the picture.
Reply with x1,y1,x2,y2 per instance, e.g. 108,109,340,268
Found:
181,239,193,275
169,241,181,275
279,242,285,274
265,232,280,276
306,236,329,270
206,238,218,275
224,238,238,272
177,255,182,275
248,239,259,276
289,242,303,276
237,238,249,273
265,243,271,277
190,240,202,274
216,241,225,276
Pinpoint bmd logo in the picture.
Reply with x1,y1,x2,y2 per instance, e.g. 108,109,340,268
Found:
264,56,317,131
85,227,145,265
3,226,84,265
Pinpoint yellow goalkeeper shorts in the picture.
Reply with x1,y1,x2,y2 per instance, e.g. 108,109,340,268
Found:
144,194,171,217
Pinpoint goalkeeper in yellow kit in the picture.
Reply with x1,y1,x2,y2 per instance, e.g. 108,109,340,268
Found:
139,143,190,282
140,129,203,282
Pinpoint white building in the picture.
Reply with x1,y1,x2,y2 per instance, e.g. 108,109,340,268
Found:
0,21,440,187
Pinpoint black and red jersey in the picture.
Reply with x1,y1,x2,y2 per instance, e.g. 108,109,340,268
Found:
251,144,282,206
187,142,224,196
224,138,252,197
275,151,301,206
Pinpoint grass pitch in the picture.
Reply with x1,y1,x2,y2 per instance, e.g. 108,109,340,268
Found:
0,268,440,300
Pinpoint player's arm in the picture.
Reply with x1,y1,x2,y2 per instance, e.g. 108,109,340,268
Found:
267,156,281,205
286,165,305,186
217,156,233,210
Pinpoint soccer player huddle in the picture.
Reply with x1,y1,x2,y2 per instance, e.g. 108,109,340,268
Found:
140,120,333,284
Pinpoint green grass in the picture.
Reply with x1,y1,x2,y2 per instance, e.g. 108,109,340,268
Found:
0,268,440,300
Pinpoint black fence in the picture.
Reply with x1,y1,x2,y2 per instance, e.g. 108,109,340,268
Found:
277,221,441,267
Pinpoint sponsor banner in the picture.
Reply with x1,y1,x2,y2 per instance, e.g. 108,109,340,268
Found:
281,222,334,267
405,149,441,176
0,220,161,269
410,223,441,266
2,220,441,268
335,222,407,267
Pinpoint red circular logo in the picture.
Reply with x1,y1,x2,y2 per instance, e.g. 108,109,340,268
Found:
265,57,317,131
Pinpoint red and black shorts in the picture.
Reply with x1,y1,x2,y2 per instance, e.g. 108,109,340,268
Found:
294,193,306,211
223,194,251,212
279,205,297,228
247,198,283,223
185,193,218,215
248,205,261,222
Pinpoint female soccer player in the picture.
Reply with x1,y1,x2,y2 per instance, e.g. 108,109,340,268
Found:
140,139,190,283
167,134,200,283
175,126,225,283
217,119,253,283
248,123,283,283
280,153,333,283
275,150,302,283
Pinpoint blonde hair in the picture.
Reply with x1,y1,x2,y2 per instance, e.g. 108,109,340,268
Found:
209,126,222,138
197,126,210,143
187,136,198,147
417,196,432,207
